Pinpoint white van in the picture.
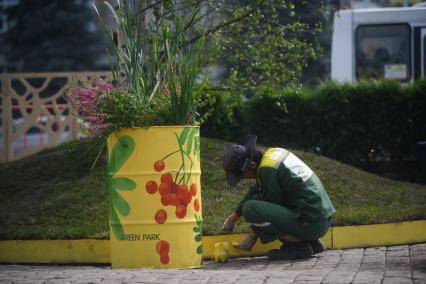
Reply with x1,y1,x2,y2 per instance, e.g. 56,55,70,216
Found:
331,7,426,82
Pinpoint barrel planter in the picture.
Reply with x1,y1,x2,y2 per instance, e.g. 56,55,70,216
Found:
107,126,203,268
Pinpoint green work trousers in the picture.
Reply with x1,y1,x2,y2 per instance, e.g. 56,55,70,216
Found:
241,200,331,244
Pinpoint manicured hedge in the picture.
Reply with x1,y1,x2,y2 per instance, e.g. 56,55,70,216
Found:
198,79,426,165
197,90,245,141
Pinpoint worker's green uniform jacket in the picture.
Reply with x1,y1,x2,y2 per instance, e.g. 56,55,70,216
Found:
235,148,335,223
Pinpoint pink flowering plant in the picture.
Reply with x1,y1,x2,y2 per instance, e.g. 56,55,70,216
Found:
67,0,207,141
66,77,111,139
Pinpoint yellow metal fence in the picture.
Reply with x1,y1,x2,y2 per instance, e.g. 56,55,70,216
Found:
0,72,110,163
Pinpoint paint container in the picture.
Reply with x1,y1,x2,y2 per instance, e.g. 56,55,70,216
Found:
214,242,230,263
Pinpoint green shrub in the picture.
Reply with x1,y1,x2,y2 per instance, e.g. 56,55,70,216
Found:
202,78,426,165
197,90,245,140
245,86,311,148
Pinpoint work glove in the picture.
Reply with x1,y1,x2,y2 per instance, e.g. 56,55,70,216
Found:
222,216,236,233
239,234,258,251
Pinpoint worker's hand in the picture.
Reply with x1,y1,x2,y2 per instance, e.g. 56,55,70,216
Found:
223,212,240,233
222,216,236,233
239,234,257,251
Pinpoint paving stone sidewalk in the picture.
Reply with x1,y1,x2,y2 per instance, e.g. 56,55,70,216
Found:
1,243,425,284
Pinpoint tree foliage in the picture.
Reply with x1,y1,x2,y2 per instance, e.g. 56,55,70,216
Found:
2,0,326,92
214,0,325,92
101,0,326,93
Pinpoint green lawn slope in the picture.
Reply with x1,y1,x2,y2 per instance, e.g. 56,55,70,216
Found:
1,138,425,240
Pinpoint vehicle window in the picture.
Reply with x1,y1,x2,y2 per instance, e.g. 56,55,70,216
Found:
356,24,411,81
423,34,426,76
0,15,5,33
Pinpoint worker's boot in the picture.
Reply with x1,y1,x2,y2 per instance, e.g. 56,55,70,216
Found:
308,239,325,254
266,242,313,260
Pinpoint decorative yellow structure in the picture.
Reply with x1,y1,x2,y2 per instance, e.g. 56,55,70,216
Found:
0,72,111,163
106,126,203,268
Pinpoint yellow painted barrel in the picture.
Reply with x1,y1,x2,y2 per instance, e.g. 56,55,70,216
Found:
107,126,203,268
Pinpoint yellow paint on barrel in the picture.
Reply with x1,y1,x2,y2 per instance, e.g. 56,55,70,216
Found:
107,126,203,269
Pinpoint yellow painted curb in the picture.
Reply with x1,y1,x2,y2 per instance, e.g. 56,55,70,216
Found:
0,220,425,264
332,220,426,249
0,240,110,264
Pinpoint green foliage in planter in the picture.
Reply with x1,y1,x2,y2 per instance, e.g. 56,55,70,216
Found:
162,16,206,125
99,91,171,132
70,0,208,143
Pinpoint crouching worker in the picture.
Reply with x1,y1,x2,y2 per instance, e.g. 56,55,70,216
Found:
222,135,335,260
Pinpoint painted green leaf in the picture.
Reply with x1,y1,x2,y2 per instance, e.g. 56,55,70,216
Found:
111,178,136,191
195,234,202,242
185,134,193,156
190,127,196,137
107,136,135,176
193,135,198,156
196,245,203,254
193,226,200,233
192,128,199,157
109,198,124,240
191,128,197,146
106,136,135,240
195,136,200,160
111,190,130,216
178,127,190,147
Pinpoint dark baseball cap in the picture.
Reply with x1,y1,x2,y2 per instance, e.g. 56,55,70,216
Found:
222,135,257,187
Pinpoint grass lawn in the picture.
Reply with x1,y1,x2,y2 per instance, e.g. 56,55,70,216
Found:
1,137,426,240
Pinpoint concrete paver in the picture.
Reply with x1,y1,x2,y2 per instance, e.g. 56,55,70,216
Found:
0,243,425,284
